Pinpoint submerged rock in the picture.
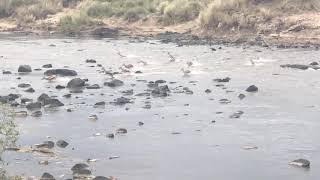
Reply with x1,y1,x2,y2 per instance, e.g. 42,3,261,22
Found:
42,64,53,68
86,59,96,63
35,141,55,149
18,65,32,73
18,83,31,88
55,85,66,89
44,69,77,76
238,94,246,100
24,87,35,93
214,77,231,83
280,64,310,70
31,111,42,117
111,97,131,105
246,85,258,92
229,111,244,119
116,128,128,134
289,159,310,168
151,85,170,97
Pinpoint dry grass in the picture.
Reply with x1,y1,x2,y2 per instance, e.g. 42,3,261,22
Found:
58,12,96,33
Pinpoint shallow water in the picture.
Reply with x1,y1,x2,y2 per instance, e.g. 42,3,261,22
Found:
0,37,320,180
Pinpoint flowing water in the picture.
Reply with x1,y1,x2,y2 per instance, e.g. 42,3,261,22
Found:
0,36,320,180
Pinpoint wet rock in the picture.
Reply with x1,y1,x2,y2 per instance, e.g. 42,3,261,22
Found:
86,84,101,89
289,159,310,168
44,69,77,76
246,85,258,92
67,78,85,88
43,99,64,108
18,83,31,88
55,85,65,89
116,128,128,134
34,68,42,71
121,89,134,96
94,101,106,106
35,141,55,149
111,97,131,105
42,64,53,68
155,80,166,84
18,65,32,73
205,89,212,93
107,133,115,139
229,111,244,119
70,89,83,93
93,176,112,180
56,140,69,148
280,64,310,70
38,93,50,103
26,102,42,111
24,87,35,93
138,122,144,126
86,59,96,63
310,62,319,66
135,70,143,74
31,111,42,117
63,94,72,98
2,70,11,74
40,172,55,180
151,85,170,97
21,98,32,104
143,104,151,109
10,101,19,107
214,77,231,83
238,94,246,100
104,79,124,87
71,163,90,175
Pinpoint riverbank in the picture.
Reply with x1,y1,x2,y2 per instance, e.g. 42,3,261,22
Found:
1,0,320,48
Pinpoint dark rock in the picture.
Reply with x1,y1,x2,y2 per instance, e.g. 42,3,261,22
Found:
38,93,50,103
219,99,231,104
18,83,31,88
246,85,258,92
10,101,19,107
289,159,310,168
63,94,72,98
8,94,19,100
71,163,90,174
2,70,11,74
21,98,33,104
280,64,310,70
238,94,246,100
310,62,319,66
229,111,244,119
18,65,32,73
67,78,85,88
42,64,53,68
121,89,134,96
34,68,42,71
116,128,128,134
26,102,42,111
104,79,124,87
214,77,231,83
94,101,106,106
151,85,170,97
55,85,65,89
107,134,115,138
111,97,131,105
43,99,64,108
138,122,144,126
31,111,42,117
86,84,101,89
135,93,150,97
135,71,143,74
24,88,35,93
205,89,212,93
44,69,77,76
40,172,55,180
56,140,69,148
155,80,166,84
86,59,96,63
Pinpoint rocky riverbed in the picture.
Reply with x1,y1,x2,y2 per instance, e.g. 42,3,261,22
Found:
0,36,319,180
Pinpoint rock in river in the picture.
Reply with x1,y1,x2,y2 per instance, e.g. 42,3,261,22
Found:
71,163,91,175
18,65,32,73
116,128,128,134
214,77,231,83
56,140,69,148
40,172,55,180
67,78,85,88
24,87,35,93
289,159,310,168
246,85,258,92
93,176,112,180
42,64,53,68
280,64,311,70
26,102,42,111
104,79,124,87
31,111,42,117
111,97,131,105
35,141,55,149
44,69,77,76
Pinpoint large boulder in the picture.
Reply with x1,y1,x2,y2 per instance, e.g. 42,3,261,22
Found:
26,102,42,111
44,69,77,76
18,65,32,73
67,78,85,88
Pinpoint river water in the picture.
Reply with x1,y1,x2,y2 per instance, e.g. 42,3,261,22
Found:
0,36,319,180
